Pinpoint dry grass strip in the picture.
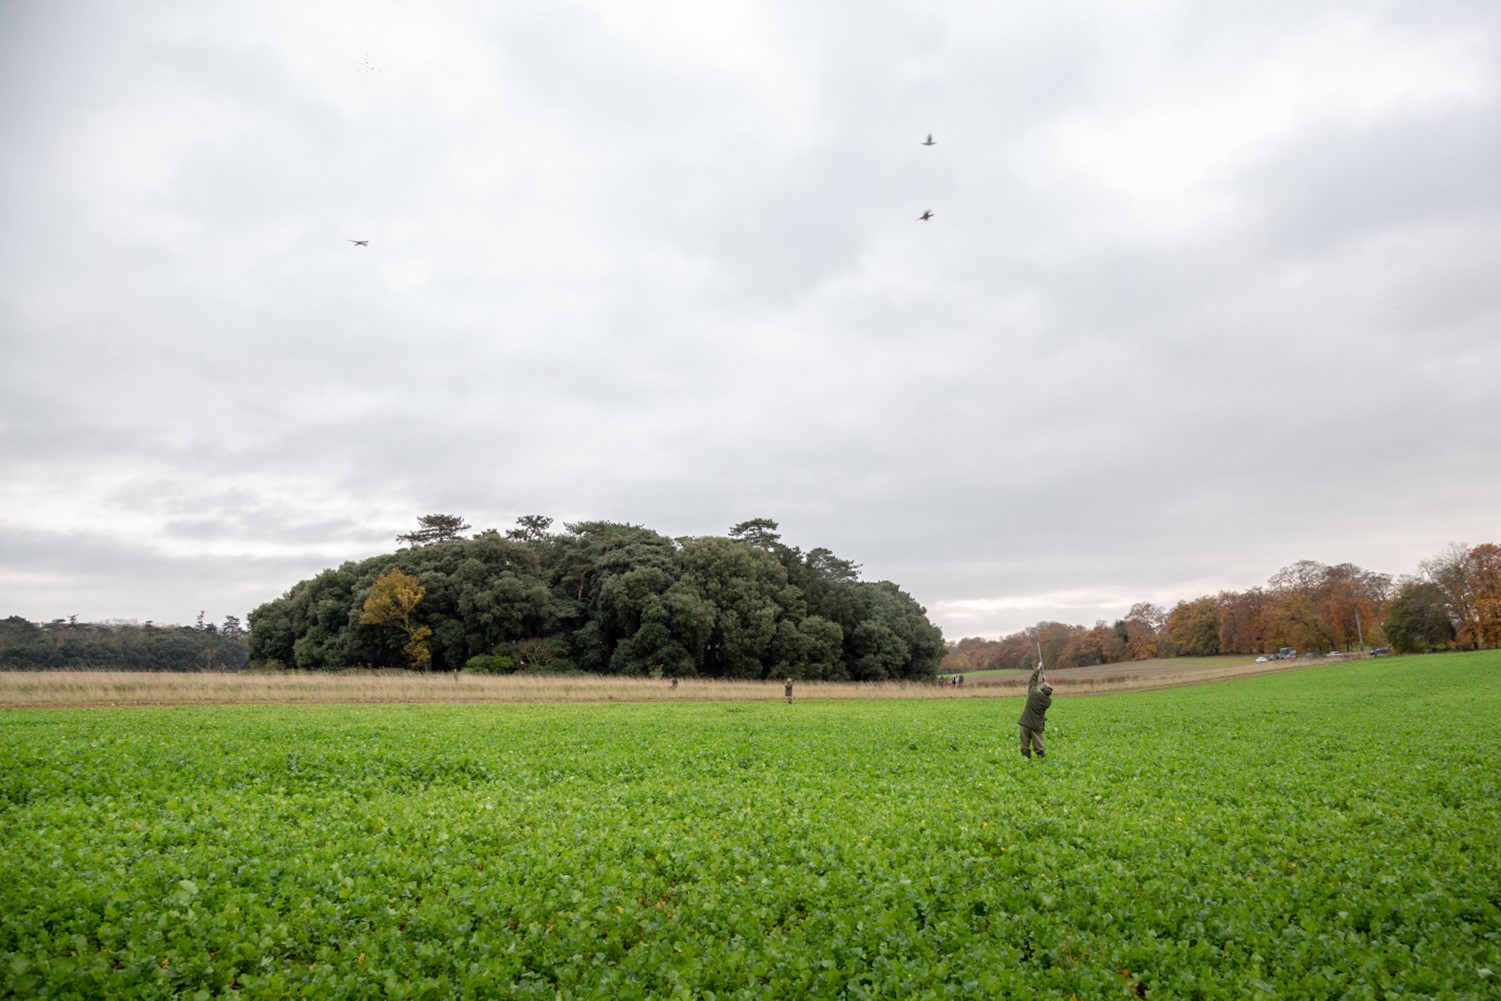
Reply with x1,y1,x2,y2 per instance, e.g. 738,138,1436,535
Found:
0,656,1347,709
0,670,955,708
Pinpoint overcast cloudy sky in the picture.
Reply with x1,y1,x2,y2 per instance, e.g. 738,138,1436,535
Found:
2,1,1497,640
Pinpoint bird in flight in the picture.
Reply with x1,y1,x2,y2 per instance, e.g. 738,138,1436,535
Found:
921,134,936,146
348,239,370,247
916,210,933,221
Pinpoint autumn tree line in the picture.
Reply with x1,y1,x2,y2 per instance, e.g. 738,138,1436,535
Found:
942,543,1501,674
0,613,249,671
247,516,946,680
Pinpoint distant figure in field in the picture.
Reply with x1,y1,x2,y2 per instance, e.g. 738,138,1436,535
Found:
1017,667,1053,759
785,678,794,704
670,675,678,690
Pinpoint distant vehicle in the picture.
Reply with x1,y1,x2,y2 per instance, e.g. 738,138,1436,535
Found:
1269,647,1297,660
1372,646,1391,656
1255,656,1268,663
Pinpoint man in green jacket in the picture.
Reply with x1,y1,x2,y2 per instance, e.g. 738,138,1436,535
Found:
1018,667,1053,759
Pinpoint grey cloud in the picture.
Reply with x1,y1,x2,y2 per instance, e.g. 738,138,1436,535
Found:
0,524,350,623
3,1,1498,638
1242,109,1501,257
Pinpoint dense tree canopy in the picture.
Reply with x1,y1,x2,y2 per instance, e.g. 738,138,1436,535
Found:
1382,581,1456,654
246,517,945,680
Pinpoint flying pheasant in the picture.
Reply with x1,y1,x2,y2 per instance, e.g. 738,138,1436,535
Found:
348,240,370,247
916,210,933,221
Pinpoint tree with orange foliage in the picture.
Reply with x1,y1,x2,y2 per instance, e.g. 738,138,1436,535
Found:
360,568,433,670
1267,560,1337,654
1318,563,1391,650
1164,597,1221,656
1034,621,1080,669
1463,543,1501,648
1118,602,1163,660
1217,588,1271,655
1060,622,1121,667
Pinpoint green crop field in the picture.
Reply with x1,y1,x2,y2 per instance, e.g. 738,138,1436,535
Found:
3,653,1498,999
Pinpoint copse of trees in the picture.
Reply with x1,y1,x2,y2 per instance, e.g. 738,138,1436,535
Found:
943,542,1501,672
0,614,249,671
247,516,946,681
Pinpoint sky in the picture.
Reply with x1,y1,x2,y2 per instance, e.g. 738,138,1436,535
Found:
2,1,1498,640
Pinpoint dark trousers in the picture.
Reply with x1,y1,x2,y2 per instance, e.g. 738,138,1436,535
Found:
1019,725,1045,756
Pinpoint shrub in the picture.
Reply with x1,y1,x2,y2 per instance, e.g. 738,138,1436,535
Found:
464,653,516,674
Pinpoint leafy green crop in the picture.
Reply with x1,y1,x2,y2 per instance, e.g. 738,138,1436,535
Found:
3,653,1498,998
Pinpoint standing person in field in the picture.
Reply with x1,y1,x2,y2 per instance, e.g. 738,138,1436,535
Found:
1017,667,1053,759
785,677,794,703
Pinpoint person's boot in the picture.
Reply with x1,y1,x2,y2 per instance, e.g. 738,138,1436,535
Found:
1021,748,1031,759
1036,750,1045,759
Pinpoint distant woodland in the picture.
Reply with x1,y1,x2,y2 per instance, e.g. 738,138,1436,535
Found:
943,542,1501,674
247,516,946,680
0,613,248,671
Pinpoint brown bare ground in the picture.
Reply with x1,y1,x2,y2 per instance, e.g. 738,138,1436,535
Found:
0,656,1351,709
956,654,1356,695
